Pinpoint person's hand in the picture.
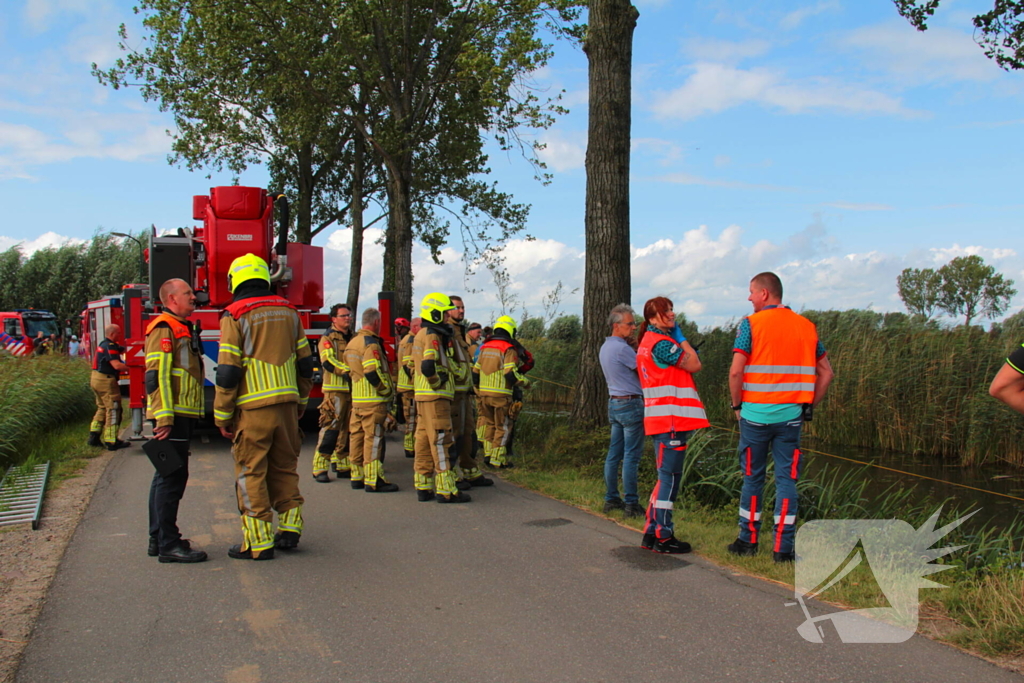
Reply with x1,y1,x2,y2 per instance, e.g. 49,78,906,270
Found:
219,425,235,440
154,425,172,440
734,409,741,422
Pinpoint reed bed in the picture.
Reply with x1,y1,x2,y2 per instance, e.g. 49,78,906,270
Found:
0,355,94,470
518,310,1024,466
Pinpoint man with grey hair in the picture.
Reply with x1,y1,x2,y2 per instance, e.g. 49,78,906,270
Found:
598,303,645,517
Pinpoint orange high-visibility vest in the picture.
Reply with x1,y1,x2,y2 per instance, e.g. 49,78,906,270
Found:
636,329,710,436
741,307,818,405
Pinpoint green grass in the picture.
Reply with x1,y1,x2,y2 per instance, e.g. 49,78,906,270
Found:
0,355,94,470
505,412,1024,659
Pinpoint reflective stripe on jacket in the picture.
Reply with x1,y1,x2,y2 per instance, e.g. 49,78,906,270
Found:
474,338,524,397
636,329,709,436
397,333,415,391
413,327,454,401
741,308,818,405
144,313,204,425
319,328,351,392
346,329,394,405
451,323,473,393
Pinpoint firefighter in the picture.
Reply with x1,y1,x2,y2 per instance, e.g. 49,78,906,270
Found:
396,317,421,458
215,253,315,560
447,297,491,487
344,307,399,492
144,278,208,563
88,323,130,450
412,293,471,503
473,315,530,468
466,322,483,356
313,303,354,482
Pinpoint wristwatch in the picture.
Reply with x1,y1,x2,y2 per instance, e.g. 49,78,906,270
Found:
731,403,742,411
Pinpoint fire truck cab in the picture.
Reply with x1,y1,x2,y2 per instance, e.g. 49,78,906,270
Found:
0,309,60,355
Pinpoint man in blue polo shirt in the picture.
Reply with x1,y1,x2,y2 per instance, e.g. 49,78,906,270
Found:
599,304,645,518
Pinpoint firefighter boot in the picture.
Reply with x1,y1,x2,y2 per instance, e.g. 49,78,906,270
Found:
414,472,435,502
231,516,275,560
275,506,303,550
435,470,471,504
333,456,352,479
87,431,102,448
312,451,331,482
462,466,494,487
349,463,365,489
364,461,399,493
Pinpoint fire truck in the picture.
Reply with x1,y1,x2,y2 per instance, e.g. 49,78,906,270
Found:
83,185,400,439
0,309,60,355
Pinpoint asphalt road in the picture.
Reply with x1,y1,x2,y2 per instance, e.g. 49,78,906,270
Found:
16,431,1022,683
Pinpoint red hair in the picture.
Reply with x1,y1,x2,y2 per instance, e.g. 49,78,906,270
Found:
639,296,673,343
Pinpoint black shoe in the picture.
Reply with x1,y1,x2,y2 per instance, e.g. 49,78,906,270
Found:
149,537,190,557
652,536,691,554
105,439,131,451
330,461,337,473
641,532,655,550
417,490,436,502
774,551,796,564
351,480,365,490
404,450,415,459
365,481,399,493
313,471,331,483
467,475,494,487
158,543,208,563
623,503,646,519
602,499,625,513
455,479,472,491
437,491,472,504
87,431,102,447
335,468,352,479
274,531,300,550
228,544,274,561
486,459,515,469
727,538,759,557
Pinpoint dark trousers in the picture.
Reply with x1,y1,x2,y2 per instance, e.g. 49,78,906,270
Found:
148,417,195,553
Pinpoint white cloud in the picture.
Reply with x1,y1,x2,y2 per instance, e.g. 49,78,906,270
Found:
681,37,772,63
537,130,586,172
928,244,1017,265
0,231,86,255
839,22,1001,85
780,1,839,30
650,63,918,121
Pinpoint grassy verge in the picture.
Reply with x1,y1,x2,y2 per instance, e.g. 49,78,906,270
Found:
504,411,1024,662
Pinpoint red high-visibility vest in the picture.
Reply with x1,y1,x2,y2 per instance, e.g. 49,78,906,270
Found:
636,329,710,436
741,307,818,405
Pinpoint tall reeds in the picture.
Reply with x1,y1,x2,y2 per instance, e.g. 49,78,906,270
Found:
0,355,94,470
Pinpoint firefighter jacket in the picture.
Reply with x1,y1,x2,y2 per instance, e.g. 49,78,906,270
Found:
474,331,528,397
741,307,818,406
345,328,394,406
92,338,123,376
450,323,473,393
145,312,204,427
397,332,415,392
319,327,352,393
413,323,455,402
636,328,709,436
213,291,314,426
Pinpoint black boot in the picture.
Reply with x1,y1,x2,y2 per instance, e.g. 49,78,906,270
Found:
274,531,300,550
727,538,759,557
228,544,274,560
467,475,494,487
365,481,399,493
652,536,691,554
404,450,415,459
87,431,102,447
105,439,131,451
437,491,472,504
313,471,331,483
417,490,436,502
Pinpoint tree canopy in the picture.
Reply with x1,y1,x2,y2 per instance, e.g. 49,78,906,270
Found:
894,0,1024,71
897,255,1017,326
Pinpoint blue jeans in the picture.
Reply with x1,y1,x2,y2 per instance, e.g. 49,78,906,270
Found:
644,430,694,540
736,417,804,554
604,397,644,505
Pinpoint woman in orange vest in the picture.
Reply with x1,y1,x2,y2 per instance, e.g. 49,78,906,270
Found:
635,296,710,554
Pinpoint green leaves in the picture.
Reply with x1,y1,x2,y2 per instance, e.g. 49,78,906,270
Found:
897,256,1017,326
894,0,1024,72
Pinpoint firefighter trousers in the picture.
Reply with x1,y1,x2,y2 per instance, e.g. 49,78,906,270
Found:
233,402,304,533
349,403,388,484
478,395,512,466
400,391,416,452
450,392,481,478
90,371,121,444
313,390,351,475
413,398,459,493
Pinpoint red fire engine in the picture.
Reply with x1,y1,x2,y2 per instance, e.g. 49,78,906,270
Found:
83,186,398,439
0,309,60,355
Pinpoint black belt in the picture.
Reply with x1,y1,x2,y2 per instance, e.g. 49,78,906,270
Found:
610,394,641,399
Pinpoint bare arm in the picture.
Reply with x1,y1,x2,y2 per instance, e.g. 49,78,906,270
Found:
989,363,1024,415
676,340,701,373
729,352,747,418
110,358,128,372
812,354,834,405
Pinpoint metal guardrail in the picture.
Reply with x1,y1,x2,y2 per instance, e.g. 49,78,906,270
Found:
0,462,50,530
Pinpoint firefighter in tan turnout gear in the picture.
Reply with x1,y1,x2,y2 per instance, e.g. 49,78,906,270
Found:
397,317,421,458
313,303,354,482
412,293,471,504
474,315,530,468
447,296,492,488
144,278,209,563
88,324,130,450
214,253,315,560
344,308,399,492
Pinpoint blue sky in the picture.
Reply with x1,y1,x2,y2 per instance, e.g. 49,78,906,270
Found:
2,0,1023,326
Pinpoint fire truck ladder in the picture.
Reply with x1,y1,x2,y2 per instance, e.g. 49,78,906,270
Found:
0,461,50,530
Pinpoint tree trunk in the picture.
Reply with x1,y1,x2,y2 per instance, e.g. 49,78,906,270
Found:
295,142,314,244
347,133,366,311
382,150,414,319
570,0,638,427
